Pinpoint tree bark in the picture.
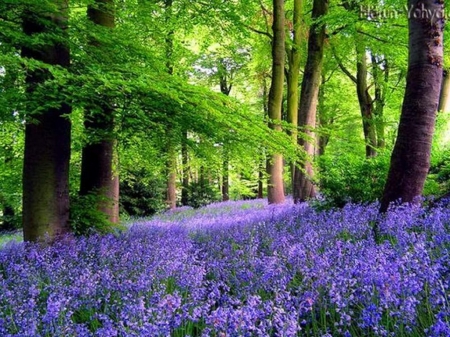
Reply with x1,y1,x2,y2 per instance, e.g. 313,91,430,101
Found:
439,68,450,112
21,1,72,242
258,153,265,199
80,134,120,223
165,144,177,209
356,43,377,158
258,78,269,200
222,150,230,201
219,64,231,202
379,0,444,213
372,56,388,148
80,0,119,224
181,130,189,205
293,0,328,203
317,75,331,156
267,0,286,204
164,0,178,210
286,0,303,189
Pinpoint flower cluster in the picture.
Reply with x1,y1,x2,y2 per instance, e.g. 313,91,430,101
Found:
0,199,449,336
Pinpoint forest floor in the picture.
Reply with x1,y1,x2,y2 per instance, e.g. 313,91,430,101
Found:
0,199,449,336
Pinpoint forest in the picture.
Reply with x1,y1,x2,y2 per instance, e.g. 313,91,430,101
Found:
0,0,449,336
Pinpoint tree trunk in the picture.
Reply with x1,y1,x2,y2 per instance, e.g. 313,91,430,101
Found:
267,0,286,204
258,152,265,199
222,151,230,201
258,78,269,200
286,0,303,189
80,0,119,224
21,1,72,242
356,43,377,158
372,56,388,148
163,0,178,210
293,0,328,203
439,68,450,112
379,0,443,213
80,136,120,223
317,75,331,156
219,68,231,202
181,130,189,205
166,145,177,209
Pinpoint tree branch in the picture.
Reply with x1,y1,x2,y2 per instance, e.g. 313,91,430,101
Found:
245,24,273,39
356,29,390,43
332,47,357,83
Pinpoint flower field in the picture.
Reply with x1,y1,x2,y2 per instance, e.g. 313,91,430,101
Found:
0,199,449,336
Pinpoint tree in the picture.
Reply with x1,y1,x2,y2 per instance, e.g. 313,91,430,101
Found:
439,68,450,112
217,56,238,201
21,0,72,241
181,130,190,205
371,55,389,149
379,0,444,213
79,0,119,224
285,0,304,190
293,0,328,202
267,0,286,204
334,30,378,158
163,0,179,210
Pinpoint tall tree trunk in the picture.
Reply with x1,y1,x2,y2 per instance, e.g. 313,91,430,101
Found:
164,0,178,210
219,65,232,201
22,1,72,242
80,0,119,224
181,130,189,205
293,0,328,203
356,43,377,158
258,77,269,200
165,144,177,209
258,152,265,199
372,56,388,149
341,0,378,157
267,0,286,204
439,68,450,112
80,131,119,223
222,150,230,201
286,0,303,190
317,75,331,156
199,165,206,201
379,0,443,213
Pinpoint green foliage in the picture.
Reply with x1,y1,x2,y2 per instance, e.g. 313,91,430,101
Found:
0,120,23,231
423,177,442,198
0,209,21,232
427,114,450,197
0,0,446,226
319,151,390,207
120,169,167,217
427,147,450,197
70,193,125,236
185,181,221,209
230,178,258,201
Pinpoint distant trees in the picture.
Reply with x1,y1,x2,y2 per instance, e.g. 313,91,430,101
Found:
1,0,448,242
